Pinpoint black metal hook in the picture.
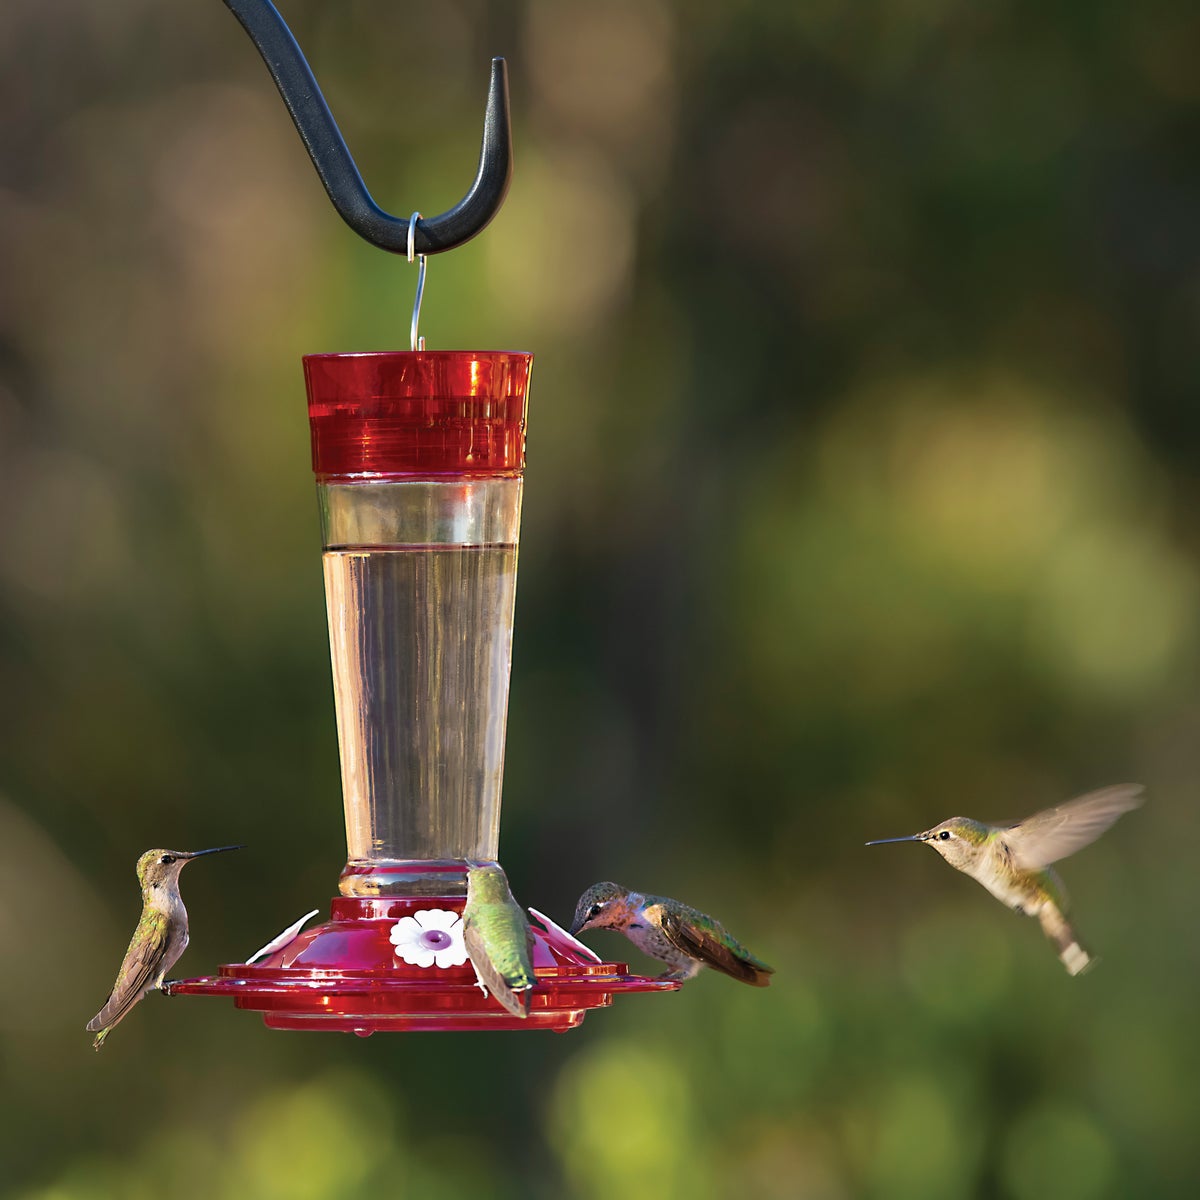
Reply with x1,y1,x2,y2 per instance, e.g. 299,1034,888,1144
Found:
223,0,513,255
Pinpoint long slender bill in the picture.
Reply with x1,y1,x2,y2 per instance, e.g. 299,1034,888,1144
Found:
864,835,925,846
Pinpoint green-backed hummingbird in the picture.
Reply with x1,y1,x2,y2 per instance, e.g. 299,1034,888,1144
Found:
867,783,1143,974
462,863,536,1019
86,845,242,1049
570,882,774,986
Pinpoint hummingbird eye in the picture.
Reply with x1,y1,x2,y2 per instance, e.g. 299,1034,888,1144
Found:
588,903,603,919
939,831,951,841
160,854,176,864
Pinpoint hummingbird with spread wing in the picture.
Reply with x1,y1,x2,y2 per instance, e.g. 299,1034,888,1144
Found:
867,784,1144,974
570,883,774,986
462,863,537,1019
87,845,242,1049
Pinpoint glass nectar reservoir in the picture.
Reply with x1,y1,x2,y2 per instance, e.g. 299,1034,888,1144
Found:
305,350,531,897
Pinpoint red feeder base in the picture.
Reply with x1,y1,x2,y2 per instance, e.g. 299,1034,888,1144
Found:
167,896,679,1034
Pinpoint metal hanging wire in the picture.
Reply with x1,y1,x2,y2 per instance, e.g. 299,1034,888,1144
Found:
408,212,427,351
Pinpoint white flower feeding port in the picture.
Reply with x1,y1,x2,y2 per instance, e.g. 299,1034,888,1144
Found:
389,911,469,970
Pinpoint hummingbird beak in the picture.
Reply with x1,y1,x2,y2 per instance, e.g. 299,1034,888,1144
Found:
569,912,596,935
181,844,245,859
864,834,926,846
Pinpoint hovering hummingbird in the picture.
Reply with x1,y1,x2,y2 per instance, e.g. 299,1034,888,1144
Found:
86,845,242,1049
866,784,1144,975
570,882,774,986
462,863,537,1019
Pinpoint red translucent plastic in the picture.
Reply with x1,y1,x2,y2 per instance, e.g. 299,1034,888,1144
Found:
304,351,532,478
168,897,679,1034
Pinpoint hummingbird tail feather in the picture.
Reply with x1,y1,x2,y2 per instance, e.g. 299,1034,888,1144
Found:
91,1026,110,1051
481,973,531,1019
656,909,775,987
1038,904,1092,976
462,922,536,1018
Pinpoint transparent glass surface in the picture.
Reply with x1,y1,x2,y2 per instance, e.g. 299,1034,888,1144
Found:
320,478,522,547
320,478,522,896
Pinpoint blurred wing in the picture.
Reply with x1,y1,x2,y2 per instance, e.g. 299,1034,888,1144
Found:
463,914,535,1019
85,915,176,1034
656,907,774,988
1006,784,1144,869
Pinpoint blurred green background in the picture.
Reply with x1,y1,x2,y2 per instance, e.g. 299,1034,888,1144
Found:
3,1,1198,1196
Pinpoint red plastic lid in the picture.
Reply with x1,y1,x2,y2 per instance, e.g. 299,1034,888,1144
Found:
303,351,532,478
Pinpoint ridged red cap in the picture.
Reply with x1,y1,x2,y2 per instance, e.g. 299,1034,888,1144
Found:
303,351,532,478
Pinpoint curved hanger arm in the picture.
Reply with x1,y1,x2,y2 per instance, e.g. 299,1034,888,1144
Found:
224,0,513,255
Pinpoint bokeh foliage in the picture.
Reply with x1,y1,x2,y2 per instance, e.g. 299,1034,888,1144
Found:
3,1,1198,1196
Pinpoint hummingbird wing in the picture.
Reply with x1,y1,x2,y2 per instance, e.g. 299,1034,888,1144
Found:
1005,783,1144,870
651,904,774,988
86,910,182,1039
463,902,537,1019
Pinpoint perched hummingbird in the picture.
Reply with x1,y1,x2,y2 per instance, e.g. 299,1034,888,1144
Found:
86,845,242,1049
462,863,537,1019
866,784,1144,975
570,882,774,986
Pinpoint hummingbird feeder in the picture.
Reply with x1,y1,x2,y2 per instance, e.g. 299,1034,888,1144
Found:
168,0,679,1032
